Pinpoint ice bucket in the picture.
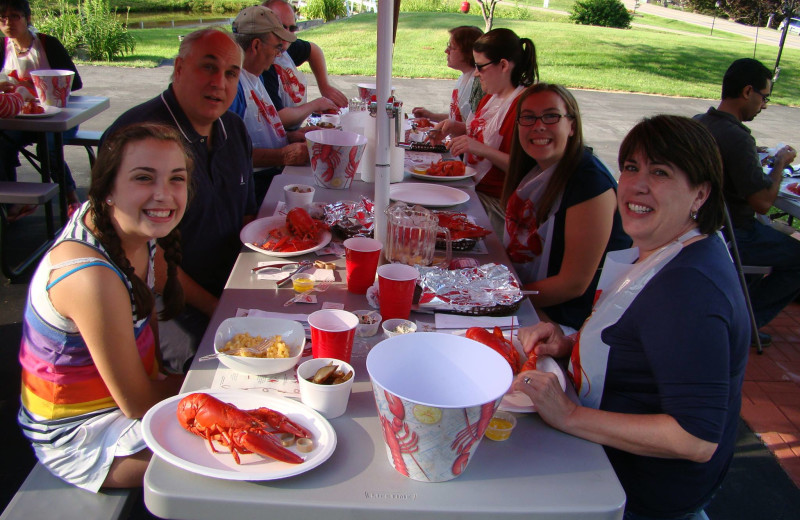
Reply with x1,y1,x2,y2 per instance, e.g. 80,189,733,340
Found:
366,332,512,482
306,129,367,190
31,69,74,108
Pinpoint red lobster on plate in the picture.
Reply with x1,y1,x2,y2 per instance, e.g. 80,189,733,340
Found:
435,212,491,241
465,326,538,374
256,207,328,253
176,392,311,464
786,182,800,196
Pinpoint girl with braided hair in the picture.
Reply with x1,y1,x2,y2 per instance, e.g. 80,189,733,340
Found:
17,122,191,492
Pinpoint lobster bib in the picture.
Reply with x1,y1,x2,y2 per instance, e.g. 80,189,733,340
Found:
239,69,288,149
569,229,701,409
274,52,307,109
3,33,49,82
504,164,562,284
449,70,475,123
465,86,523,182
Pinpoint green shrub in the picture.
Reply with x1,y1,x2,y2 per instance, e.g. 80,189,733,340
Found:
304,0,347,22
34,0,135,61
569,0,632,29
82,0,136,60
399,0,461,13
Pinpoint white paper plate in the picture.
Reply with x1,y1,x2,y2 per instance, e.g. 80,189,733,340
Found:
457,330,566,413
15,105,61,118
240,215,332,258
499,356,566,413
390,183,469,207
780,180,800,200
408,169,477,182
142,390,336,481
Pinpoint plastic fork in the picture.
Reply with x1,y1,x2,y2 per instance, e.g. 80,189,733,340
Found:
284,281,333,307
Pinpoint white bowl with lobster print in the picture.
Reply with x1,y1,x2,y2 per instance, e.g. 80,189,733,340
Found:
305,129,367,190
31,69,74,108
366,332,512,482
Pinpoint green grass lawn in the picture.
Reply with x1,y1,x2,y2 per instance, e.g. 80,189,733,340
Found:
85,12,800,105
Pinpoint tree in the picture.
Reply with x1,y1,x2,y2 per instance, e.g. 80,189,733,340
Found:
474,0,500,32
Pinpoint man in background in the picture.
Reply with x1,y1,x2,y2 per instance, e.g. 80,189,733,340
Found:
104,28,256,372
695,58,800,347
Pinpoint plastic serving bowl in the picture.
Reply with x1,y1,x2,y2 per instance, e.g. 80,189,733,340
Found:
213,317,305,375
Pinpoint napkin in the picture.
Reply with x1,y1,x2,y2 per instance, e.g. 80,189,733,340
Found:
238,308,310,322
434,314,519,330
256,263,336,282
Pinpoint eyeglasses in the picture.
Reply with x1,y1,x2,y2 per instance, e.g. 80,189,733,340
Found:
445,43,459,52
517,113,573,126
0,13,22,23
283,24,298,33
752,88,770,104
474,60,499,72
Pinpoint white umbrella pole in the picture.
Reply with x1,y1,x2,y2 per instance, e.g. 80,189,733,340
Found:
373,0,394,246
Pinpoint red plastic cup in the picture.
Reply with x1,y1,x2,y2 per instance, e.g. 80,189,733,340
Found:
308,310,359,362
344,237,383,294
377,264,419,320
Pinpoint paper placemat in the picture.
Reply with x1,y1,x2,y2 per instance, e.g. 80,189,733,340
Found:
236,308,310,322
434,314,519,330
210,364,305,397
255,263,336,282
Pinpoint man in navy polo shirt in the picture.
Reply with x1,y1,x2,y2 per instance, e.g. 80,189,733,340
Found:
103,28,256,372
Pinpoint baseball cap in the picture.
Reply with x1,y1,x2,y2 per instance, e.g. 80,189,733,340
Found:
232,6,297,43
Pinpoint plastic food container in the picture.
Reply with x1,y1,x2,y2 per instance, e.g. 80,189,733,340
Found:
382,318,417,339
354,310,381,337
484,410,517,441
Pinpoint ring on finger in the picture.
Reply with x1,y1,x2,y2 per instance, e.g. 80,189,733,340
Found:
523,376,532,385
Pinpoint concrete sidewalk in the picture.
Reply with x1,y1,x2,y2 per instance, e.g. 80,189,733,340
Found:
67,63,800,190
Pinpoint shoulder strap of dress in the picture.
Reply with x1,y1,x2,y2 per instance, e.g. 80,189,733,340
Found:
46,257,125,290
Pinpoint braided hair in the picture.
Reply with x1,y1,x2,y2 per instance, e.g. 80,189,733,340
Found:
88,123,193,321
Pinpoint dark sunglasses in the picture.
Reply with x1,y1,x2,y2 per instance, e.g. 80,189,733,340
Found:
283,24,299,33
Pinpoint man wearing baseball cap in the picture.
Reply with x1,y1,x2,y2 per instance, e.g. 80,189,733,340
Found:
230,5,318,203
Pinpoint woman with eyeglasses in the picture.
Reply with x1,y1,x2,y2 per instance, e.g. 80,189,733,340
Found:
411,25,484,123
430,28,537,232
0,0,83,221
502,83,630,332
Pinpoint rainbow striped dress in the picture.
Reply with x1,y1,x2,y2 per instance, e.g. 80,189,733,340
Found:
17,203,159,491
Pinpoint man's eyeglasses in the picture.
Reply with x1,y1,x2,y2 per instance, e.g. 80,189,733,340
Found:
283,24,299,33
0,13,22,23
446,43,459,52
517,113,573,126
752,88,770,104
474,60,499,72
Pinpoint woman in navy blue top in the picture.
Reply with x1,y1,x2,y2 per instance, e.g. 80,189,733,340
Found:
502,83,630,331
513,115,749,519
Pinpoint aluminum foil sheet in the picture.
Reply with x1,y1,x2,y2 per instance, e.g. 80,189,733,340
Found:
416,263,522,311
324,197,375,237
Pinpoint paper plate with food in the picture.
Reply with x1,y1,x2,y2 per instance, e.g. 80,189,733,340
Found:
16,102,61,118
142,390,336,481
241,208,332,258
780,180,800,200
409,159,476,182
460,326,566,413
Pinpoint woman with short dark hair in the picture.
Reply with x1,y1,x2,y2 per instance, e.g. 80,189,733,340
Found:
513,115,747,519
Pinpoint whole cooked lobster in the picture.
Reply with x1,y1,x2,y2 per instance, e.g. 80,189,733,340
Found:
256,208,328,253
176,393,311,464
465,326,537,375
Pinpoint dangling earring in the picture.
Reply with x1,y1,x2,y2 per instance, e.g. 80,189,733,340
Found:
690,209,698,221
